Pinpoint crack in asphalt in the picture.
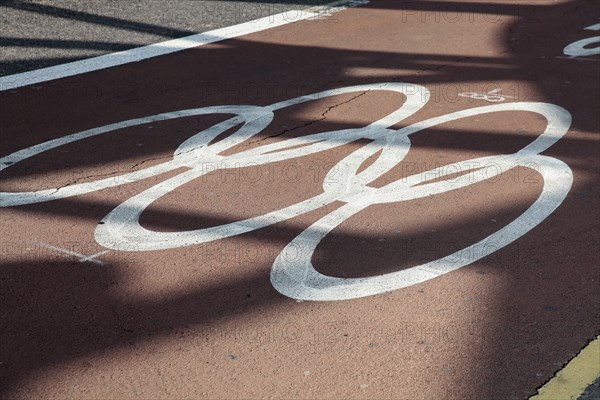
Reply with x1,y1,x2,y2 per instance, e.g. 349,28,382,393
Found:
247,89,370,146
37,91,371,195
40,143,213,197
40,153,178,197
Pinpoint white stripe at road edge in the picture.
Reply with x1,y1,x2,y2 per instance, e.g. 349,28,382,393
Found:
0,11,316,91
0,2,363,92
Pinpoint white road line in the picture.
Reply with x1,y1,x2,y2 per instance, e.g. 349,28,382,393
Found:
0,0,367,92
39,243,109,265
0,11,316,91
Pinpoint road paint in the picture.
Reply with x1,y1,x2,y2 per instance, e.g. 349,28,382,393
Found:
563,22,600,58
270,100,572,300
78,250,111,264
0,12,302,90
529,336,600,400
458,88,514,102
38,243,109,265
0,0,369,91
0,82,574,300
0,11,318,91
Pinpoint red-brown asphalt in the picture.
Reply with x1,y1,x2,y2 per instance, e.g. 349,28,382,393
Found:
1,1,599,398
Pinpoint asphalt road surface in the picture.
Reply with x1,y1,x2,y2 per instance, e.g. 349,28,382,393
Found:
1,0,599,399
0,0,334,75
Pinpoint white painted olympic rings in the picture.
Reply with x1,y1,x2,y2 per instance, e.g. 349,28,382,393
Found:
0,83,573,301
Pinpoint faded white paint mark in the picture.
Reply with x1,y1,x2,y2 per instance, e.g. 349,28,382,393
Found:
39,243,109,265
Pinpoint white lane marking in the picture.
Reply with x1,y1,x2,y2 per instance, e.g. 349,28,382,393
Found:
0,0,369,91
39,243,109,265
1,82,573,301
0,9,318,91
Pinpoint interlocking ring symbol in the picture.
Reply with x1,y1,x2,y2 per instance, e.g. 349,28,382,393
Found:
0,82,573,301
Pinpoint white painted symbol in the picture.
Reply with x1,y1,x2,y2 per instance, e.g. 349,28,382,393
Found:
458,88,514,103
563,22,600,58
0,82,573,301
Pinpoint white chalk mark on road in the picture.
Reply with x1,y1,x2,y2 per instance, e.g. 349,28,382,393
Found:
39,243,109,265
